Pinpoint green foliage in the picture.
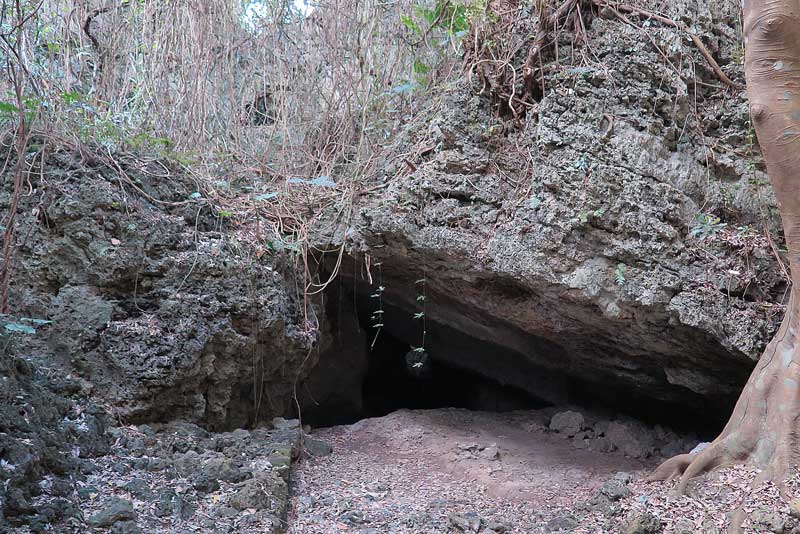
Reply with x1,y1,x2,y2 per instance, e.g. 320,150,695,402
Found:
400,14,420,33
398,0,480,89
0,102,19,114
266,239,300,253
0,314,51,336
414,0,471,36
614,264,626,286
128,132,173,151
578,207,606,224
691,213,727,240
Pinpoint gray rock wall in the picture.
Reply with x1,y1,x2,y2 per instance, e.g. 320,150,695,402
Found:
5,147,321,431
321,0,785,415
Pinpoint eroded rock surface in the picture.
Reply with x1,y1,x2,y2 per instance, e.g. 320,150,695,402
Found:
319,0,785,417
0,355,108,532
5,147,319,430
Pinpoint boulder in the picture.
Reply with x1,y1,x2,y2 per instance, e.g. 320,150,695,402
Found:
621,512,662,534
550,411,585,437
318,0,781,423
87,497,136,528
228,471,288,517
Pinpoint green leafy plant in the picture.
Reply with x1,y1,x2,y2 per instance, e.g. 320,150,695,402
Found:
614,264,626,286
691,213,727,240
0,314,51,335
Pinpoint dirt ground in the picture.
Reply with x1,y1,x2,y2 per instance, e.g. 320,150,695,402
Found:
287,408,656,533
288,408,800,534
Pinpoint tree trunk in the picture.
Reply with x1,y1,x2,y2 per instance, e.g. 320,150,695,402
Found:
651,0,800,498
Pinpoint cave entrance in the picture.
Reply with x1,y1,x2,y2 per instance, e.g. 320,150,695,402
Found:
297,275,728,437
296,283,554,428
362,324,550,419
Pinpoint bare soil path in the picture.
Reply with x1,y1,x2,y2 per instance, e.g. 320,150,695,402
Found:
288,408,655,533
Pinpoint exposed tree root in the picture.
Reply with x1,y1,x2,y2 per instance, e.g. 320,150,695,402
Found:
651,298,800,531
651,1,800,529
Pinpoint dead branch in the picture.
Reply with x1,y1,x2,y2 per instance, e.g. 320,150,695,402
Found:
82,1,130,72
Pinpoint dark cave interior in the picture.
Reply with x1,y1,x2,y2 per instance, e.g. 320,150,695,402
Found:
295,276,731,440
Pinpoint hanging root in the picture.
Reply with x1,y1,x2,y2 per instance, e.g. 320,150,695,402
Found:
465,0,593,120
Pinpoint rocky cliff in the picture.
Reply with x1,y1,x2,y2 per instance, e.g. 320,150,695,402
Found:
4,145,320,431
314,0,785,421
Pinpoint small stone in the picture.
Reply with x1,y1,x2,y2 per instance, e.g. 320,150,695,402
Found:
145,458,170,472
549,411,584,437
177,497,198,520
303,434,333,457
700,515,720,534
546,513,578,532
659,439,686,458
231,428,250,440
272,417,300,430
342,510,367,525
750,508,787,533
124,478,152,500
672,519,694,534
154,490,177,517
599,473,631,501
228,472,288,513
202,456,248,483
77,485,99,499
449,511,483,532
790,498,800,518
591,436,615,453
485,520,510,533
193,474,221,493
621,511,662,534
6,488,33,514
216,506,239,518
110,520,142,534
87,497,136,528
606,422,648,458
112,462,132,475
49,479,74,498
478,444,499,460
297,495,316,511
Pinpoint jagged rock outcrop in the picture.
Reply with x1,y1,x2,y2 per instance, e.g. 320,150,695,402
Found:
0,355,108,531
5,146,320,431
316,0,785,418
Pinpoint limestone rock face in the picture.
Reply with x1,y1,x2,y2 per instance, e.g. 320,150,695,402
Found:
320,0,783,417
6,149,319,430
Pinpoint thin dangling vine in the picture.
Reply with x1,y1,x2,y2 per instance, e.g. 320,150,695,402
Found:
369,261,385,350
